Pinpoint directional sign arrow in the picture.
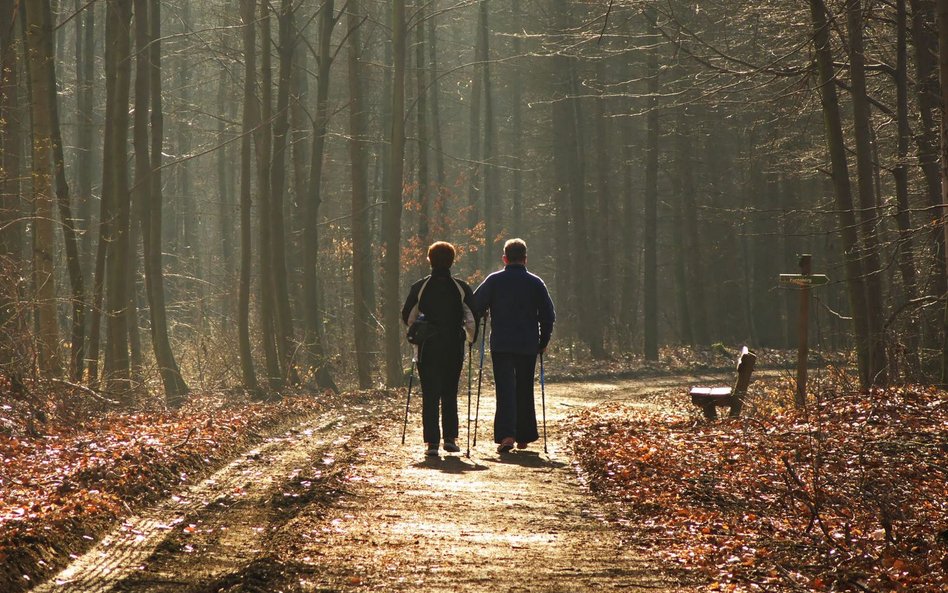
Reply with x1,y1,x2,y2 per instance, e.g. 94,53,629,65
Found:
779,274,829,287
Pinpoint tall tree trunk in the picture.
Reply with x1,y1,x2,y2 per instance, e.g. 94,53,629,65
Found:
270,0,299,382
347,0,375,388
135,0,188,404
0,0,21,261
909,0,947,319
643,6,659,361
217,10,234,324
678,111,708,345
937,0,948,382
894,0,921,379
846,0,887,385
552,0,603,358
75,0,95,275
415,0,430,245
671,174,693,345
510,0,523,236
426,5,447,237
466,4,483,239
382,0,407,387
49,50,85,382
809,0,871,386
593,64,614,347
479,0,498,271
23,0,62,376
302,0,335,373
238,0,259,394
102,0,133,398
256,0,283,390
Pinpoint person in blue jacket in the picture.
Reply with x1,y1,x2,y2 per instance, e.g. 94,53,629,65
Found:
472,238,555,453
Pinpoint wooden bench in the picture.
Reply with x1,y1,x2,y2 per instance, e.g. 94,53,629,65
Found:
690,346,756,419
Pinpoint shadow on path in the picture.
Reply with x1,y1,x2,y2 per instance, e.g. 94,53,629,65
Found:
412,455,490,473
489,450,568,469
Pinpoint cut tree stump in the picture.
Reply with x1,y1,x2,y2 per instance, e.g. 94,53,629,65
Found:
690,346,756,419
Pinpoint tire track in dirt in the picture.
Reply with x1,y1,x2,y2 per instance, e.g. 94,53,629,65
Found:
29,397,389,593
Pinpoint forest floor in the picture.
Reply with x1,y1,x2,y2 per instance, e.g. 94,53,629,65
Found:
3,347,946,593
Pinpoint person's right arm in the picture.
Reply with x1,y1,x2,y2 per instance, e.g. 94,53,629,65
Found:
537,280,555,352
471,275,492,317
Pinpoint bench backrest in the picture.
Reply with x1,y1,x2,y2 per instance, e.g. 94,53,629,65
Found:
733,346,757,394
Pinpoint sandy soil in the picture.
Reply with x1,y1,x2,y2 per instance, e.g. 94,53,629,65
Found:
30,371,732,593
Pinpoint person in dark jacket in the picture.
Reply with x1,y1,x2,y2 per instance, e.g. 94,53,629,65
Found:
402,241,477,457
472,238,555,453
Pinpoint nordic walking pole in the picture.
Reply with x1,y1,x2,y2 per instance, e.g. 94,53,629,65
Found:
473,316,487,446
466,341,473,457
540,352,548,454
401,348,418,445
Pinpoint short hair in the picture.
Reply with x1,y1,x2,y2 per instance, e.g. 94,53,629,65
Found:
427,241,456,269
504,238,527,263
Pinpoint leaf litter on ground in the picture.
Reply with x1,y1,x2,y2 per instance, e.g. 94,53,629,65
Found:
570,376,948,593
0,384,392,592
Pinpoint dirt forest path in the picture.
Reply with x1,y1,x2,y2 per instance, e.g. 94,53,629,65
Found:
31,372,731,593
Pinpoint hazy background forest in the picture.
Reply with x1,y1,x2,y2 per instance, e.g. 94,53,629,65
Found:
1,0,946,403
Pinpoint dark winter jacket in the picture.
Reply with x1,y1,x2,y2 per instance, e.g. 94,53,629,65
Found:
401,267,476,344
472,264,555,355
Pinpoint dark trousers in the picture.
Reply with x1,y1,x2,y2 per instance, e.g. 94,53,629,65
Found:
491,351,539,445
417,337,464,445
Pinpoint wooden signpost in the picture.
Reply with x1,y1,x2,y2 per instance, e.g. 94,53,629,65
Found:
779,255,828,408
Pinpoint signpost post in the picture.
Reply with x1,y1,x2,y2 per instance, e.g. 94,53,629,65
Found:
778,255,828,408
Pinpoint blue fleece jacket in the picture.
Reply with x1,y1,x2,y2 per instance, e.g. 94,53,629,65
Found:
472,264,555,354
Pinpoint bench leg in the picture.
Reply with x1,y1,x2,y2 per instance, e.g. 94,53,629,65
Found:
702,404,718,420
729,394,744,418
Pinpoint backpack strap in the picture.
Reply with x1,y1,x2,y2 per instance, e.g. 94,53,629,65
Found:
406,276,432,325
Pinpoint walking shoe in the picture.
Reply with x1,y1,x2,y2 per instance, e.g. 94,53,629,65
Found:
425,444,439,457
443,440,461,453
497,437,515,453
516,441,529,450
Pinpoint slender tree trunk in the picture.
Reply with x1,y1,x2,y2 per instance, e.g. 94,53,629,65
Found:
466,5,483,237
270,0,299,381
894,0,921,379
426,5,447,237
23,0,62,377
75,0,94,274
102,0,133,398
415,0,430,245
45,0,88,382
643,6,659,361
49,54,85,382
510,0,523,237
302,0,335,372
238,0,259,394
552,0,603,358
480,0,498,271
0,0,21,261
383,0,407,387
678,111,708,345
937,0,948,382
348,0,375,388
256,0,283,390
909,0,947,316
810,0,871,386
846,0,887,385
217,17,234,324
593,64,614,346
671,173,693,345
141,0,188,404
